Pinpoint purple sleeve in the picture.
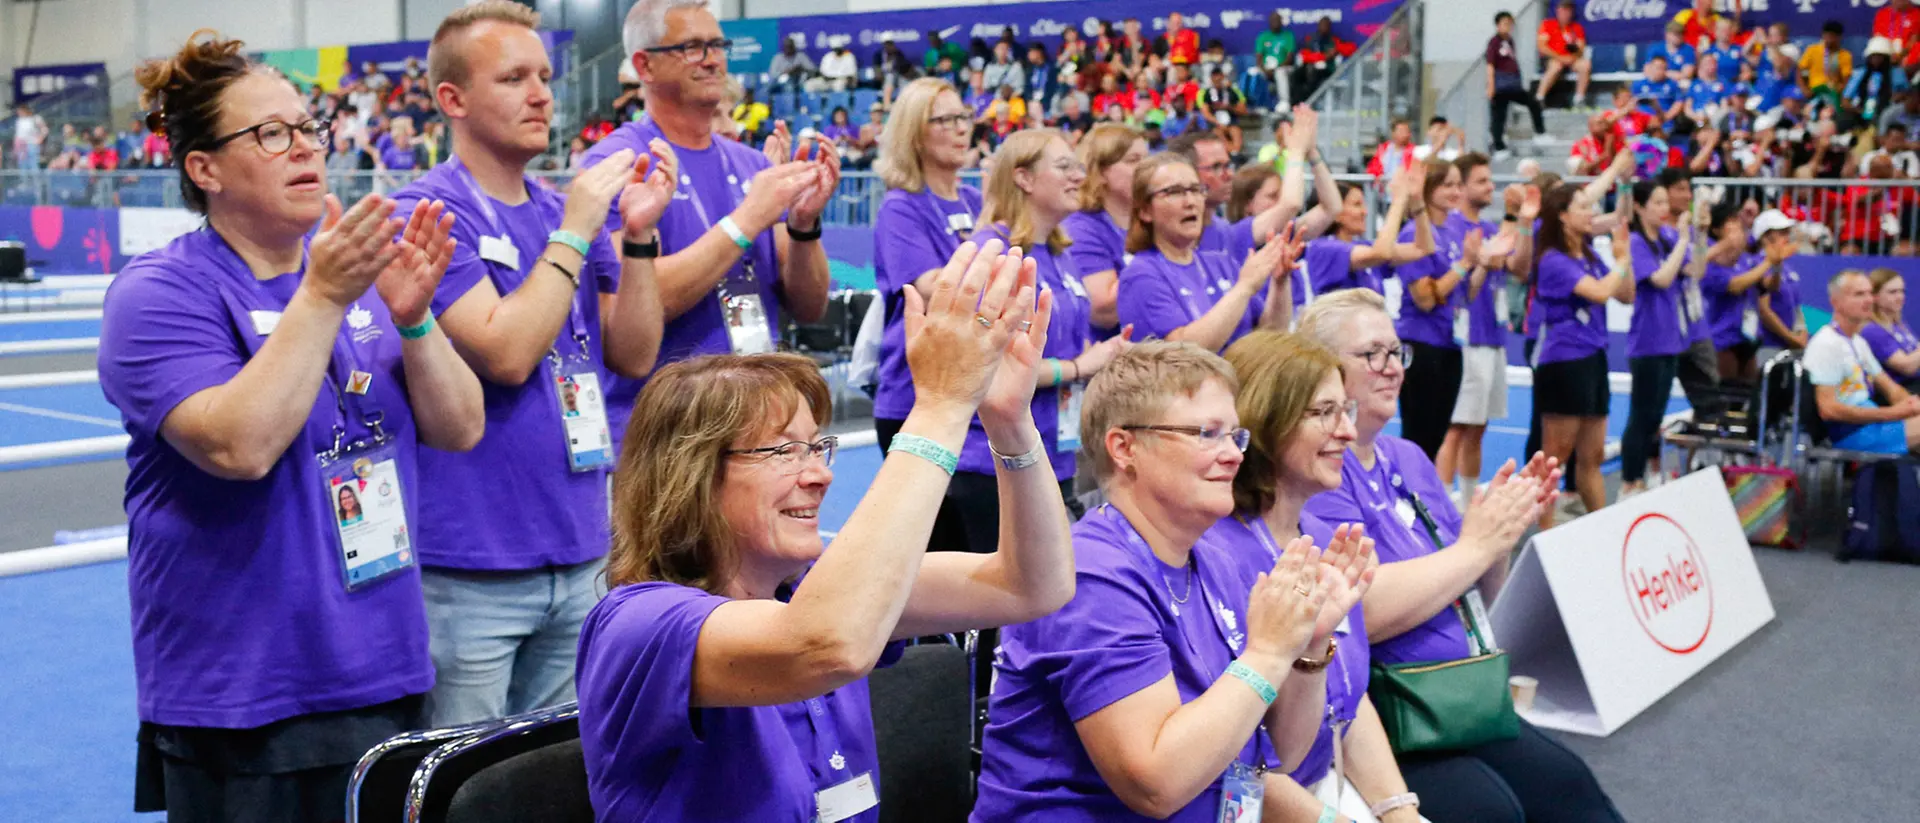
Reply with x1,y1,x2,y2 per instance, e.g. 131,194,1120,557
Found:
874,196,945,292
1535,251,1582,300
404,192,494,316
1861,324,1902,365
1630,234,1662,283
577,586,726,757
1304,477,1367,528
1702,262,1734,294
1393,222,1438,283
1044,568,1176,722
591,225,621,294
1116,260,1191,340
1064,214,1120,276
98,266,243,439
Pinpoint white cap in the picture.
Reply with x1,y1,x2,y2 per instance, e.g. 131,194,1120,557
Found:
1752,208,1796,236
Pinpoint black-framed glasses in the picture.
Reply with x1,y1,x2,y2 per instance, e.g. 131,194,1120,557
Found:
208,118,331,155
1350,344,1412,373
724,435,839,473
644,38,734,64
1195,161,1232,175
927,112,973,131
1305,399,1360,431
1121,424,1251,453
1150,183,1208,201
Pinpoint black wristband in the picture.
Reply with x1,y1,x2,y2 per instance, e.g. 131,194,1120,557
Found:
786,222,823,242
622,237,660,259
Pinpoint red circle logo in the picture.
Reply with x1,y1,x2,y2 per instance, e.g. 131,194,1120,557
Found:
1620,513,1714,654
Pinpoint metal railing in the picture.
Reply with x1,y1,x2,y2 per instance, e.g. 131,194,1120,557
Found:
1301,0,1425,172
1433,0,1548,153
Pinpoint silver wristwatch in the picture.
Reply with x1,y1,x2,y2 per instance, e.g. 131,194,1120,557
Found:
990,440,1047,471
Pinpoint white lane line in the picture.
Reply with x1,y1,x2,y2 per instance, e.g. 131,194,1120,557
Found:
0,434,129,467
0,536,129,578
0,337,99,355
0,370,98,389
0,309,102,324
0,401,122,429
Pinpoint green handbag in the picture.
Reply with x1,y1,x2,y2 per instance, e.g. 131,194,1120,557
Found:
1368,490,1521,754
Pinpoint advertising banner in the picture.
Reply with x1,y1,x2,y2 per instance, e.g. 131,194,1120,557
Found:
1580,0,1890,45
724,19,785,75
10,63,110,109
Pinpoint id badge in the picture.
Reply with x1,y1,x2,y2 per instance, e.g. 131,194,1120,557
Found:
1395,497,1418,531
1742,307,1760,340
553,358,614,473
1452,306,1471,347
722,290,776,355
319,440,414,591
1057,381,1085,453
1495,289,1511,325
1683,280,1704,323
813,772,878,823
1216,761,1264,823
946,211,975,235
1463,588,1499,650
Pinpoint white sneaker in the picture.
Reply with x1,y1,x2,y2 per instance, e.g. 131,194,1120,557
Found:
1494,148,1513,160
1531,134,1555,146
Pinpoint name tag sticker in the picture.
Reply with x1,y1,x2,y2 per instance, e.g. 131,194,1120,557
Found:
250,310,282,335
479,234,521,270
815,772,878,823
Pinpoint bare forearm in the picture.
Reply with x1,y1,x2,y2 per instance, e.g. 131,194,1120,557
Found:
982,415,1077,619
456,252,586,384
1117,658,1291,816
1362,543,1493,642
1343,698,1413,808
778,234,833,324
1269,659,1328,770
603,249,665,378
655,226,749,320
1262,773,1337,822
1168,286,1259,351
399,326,485,452
1085,270,1120,328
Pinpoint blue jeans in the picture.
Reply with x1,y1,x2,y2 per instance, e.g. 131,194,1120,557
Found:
420,558,606,726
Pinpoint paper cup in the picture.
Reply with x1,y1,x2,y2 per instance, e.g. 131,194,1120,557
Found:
1509,675,1538,713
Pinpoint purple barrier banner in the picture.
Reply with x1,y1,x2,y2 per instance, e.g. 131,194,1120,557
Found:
772,0,1403,64
1580,0,1887,45
11,63,109,108
0,205,125,275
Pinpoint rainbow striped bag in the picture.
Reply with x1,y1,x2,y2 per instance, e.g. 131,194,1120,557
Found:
1722,465,1803,550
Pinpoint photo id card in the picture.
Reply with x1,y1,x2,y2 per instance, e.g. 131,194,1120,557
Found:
1216,760,1264,823
320,441,414,591
1057,381,1084,453
722,291,776,355
553,361,613,473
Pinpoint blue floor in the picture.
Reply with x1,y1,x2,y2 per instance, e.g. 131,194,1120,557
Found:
0,318,101,343
0,383,125,447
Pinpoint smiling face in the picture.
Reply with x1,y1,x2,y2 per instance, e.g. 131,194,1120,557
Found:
1337,187,1368,236
1335,309,1406,436
1130,379,1245,521
184,71,328,234
636,6,730,112
717,401,833,578
1640,185,1671,227
1018,136,1087,223
1277,372,1357,495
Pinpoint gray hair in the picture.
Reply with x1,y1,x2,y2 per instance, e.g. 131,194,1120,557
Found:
1829,269,1869,298
623,0,710,56
1296,288,1389,350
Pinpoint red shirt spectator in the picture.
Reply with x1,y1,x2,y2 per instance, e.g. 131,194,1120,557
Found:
1876,0,1920,68
1166,79,1201,107
1093,89,1134,114
1570,132,1616,175
88,146,119,170
1539,17,1587,58
1161,13,1201,64
1673,0,1721,51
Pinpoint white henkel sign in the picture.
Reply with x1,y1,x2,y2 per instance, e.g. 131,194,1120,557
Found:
1488,468,1775,736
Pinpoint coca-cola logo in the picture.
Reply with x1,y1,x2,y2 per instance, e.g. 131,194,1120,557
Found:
1585,0,1671,22
1620,513,1714,654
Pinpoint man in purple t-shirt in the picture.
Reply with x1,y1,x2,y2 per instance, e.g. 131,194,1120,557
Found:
396,1,672,726
579,0,841,448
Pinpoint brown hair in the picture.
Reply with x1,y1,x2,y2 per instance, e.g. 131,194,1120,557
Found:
607,353,831,592
1222,331,1344,514
976,129,1073,255
1082,340,1239,486
135,30,274,214
1126,153,1202,254
1076,123,1144,212
428,0,542,91
1422,161,1457,207
1869,267,1904,326
1226,164,1280,223
1452,151,1492,180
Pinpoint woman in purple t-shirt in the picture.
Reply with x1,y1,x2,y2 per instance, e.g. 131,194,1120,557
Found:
1061,123,1149,332
1391,162,1471,461
1865,267,1920,390
1302,167,1434,300
1295,290,1624,823
102,32,486,820
577,241,1076,823
1532,184,1629,524
974,341,1363,822
1618,181,1707,496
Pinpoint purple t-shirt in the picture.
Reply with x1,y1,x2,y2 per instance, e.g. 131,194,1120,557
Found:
1117,248,1265,351
872,185,982,420
579,119,782,451
1703,252,1763,349
956,224,1094,479
1862,321,1920,376
1200,512,1370,784
577,581,902,822
1303,236,1386,297
1532,248,1611,365
381,142,417,171
1392,216,1465,349
1627,228,1696,358
1462,218,1509,348
1759,262,1803,349
1199,215,1256,261
972,506,1272,822
1061,209,1129,278
392,160,621,571
1305,436,1474,666
99,227,433,727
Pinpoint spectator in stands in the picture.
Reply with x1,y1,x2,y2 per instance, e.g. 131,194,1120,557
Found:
1159,95,1205,141
1534,183,1629,516
1368,118,1418,183
1424,116,1469,163
768,38,816,93
1437,154,1524,507
1617,180,1708,496
1704,17,1751,78
107,28,483,820
1298,292,1622,823
1166,64,1202,108
115,117,149,167
871,77,983,454
1648,20,1700,82
1883,86,1920,133
857,100,884,154
1201,68,1248,120
580,247,1076,821
1118,154,1304,351
1537,0,1591,107
972,339,1344,822
1876,0,1920,75
923,30,966,74
1805,270,1920,453
361,60,391,95
1304,162,1434,298
1199,40,1233,88
1118,17,1151,75
1756,24,1796,83
1799,21,1855,109
1161,11,1201,65
1749,209,1808,365
821,106,864,167
1062,124,1147,333
378,115,423,171
1487,12,1548,157
1634,55,1686,124
1791,118,1847,178
1298,18,1347,100
731,88,769,140
1702,200,1771,383
1686,53,1734,126
986,85,1027,141
1255,12,1299,107
1056,93,1096,141
1210,110,1245,161
1672,0,1721,52
1570,113,1619,175
1845,38,1912,129
966,70,997,119
1023,43,1055,110
984,41,1027,97
1863,267,1920,387
815,43,859,92
1862,122,1920,177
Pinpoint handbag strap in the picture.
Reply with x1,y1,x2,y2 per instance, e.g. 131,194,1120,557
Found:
1406,490,1495,657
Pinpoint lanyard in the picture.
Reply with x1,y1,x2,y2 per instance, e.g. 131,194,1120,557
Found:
446,155,593,360
318,333,388,459
636,115,762,296
1371,452,1494,655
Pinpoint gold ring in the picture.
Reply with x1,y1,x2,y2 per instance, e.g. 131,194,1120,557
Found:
1293,585,1311,596
1017,320,1033,332
975,314,994,328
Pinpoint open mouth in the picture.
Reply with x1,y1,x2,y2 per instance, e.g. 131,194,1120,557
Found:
288,171,322,190
780,507,819,521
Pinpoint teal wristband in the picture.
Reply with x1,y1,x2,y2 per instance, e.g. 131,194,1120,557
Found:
548,230,591,257
1317,803,1338,823
888,433,958,476
718,216,755,251
1225,660,1277,705
395,315,435,340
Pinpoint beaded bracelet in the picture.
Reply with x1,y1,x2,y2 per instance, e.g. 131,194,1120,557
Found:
1225,660,1277,705
888,433,957,476
1370,793,1421,818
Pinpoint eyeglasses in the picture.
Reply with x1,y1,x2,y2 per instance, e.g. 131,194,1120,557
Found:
644,38,734,64
1196,161,1232,175
725,435,839,473
1044,157,1088,176
927,113,973,131
1150,183,1209,201
1350,345,1412,373
208,118,331,155
1121,424,1252,453
1305,400,1360,431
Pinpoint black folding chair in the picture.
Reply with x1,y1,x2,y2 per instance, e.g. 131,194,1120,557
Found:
345,719,503,823
869,636,974,823
405,702,581,823
444,737,592,823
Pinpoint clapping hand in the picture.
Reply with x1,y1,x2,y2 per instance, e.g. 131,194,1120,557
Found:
617,138,678,239
977,252,1053,433
902,240,1034,412
374,198,457,327
306,194,404,310
1244,534,1329,666
785,132,841,231
1308,524,1377,647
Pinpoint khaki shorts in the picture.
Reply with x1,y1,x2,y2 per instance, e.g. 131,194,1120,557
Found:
1452,345,1510,425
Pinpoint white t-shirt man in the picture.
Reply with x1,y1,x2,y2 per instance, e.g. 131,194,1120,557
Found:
1804,324,1881,411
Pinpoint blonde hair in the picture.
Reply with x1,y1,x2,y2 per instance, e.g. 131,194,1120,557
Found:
1076,123,1144,212
1126,153,1204,255
877,77,956,193
428,0,541,90
1222,331,1344,514
1296,288,1390,351
607,354,831,592
1869,267,1904,326
976,129,1073,255
1082,340,1239,486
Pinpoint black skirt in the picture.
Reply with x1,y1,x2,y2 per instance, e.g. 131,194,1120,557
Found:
1534,352,1610,417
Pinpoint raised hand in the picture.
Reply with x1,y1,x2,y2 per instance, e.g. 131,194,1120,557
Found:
1459,470,1546,562
1244,534,1329,665
617,138,678,238
1462,228,1485,268
374,199,457,327
1285,104,1318,154
786,134,842,230
561,148,634,239
1391,159,1426,203
306,193,404,310
737,161,827,234
977,253,1052,430
1520,185,1542,221
902,240,1030,412
1481,229,1518,264
761,120,793,167
1308,524,1377,644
